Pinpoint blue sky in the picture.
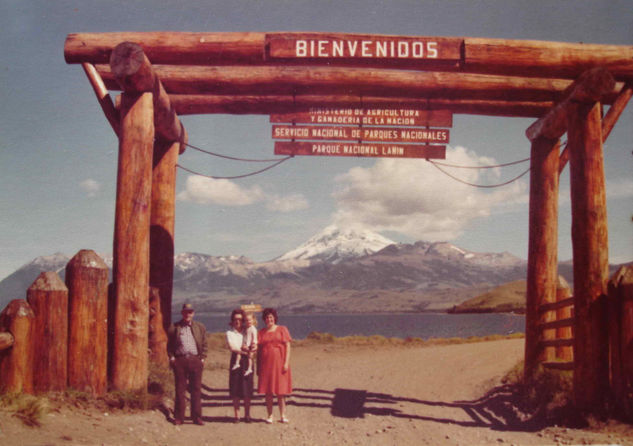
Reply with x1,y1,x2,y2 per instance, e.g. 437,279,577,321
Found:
1,0,631,280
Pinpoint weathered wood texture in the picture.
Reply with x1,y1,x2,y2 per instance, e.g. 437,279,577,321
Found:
96,64,619,104
568,101,610,409
524,137,559,380
555,276,573,361
608,266,633,419
111,91,154,391
64,32,633,80
559,82,633,173
66,250,109,396
110,42,185,145
149,138,182,365
525,67,615,142
169,94,553,117
0,300,34,393
27,272,68,392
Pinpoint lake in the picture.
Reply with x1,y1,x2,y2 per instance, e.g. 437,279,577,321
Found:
195,312,525,340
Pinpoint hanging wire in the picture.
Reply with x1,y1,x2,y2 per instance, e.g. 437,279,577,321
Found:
427,159,530,188
184,141,283,163
176,156,292,180
430,157,530,169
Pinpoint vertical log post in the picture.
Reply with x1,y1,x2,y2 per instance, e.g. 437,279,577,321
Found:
556,276,573,361
524,136,560,380
568,100,610,410
27,272,68,392
608,266,633,419
109,42,185,388
111,91,154,391
149,135,184,365
66,250,109,396
0,300,35,394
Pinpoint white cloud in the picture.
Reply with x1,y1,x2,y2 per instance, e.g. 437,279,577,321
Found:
266,193,309,212
332,145,527,241
606,178,633,200
177,176,264,206
80,179,101,197
177,175,309,212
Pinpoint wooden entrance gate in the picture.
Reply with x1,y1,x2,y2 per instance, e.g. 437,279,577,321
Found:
20,32,630,408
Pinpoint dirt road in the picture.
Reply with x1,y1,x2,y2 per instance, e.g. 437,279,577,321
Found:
1,338,631,445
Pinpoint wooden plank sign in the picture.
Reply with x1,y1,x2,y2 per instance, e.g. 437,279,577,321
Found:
266,33,462,63
271,108,452,127
272,125,449,144
241,304,263,313
275,141,445,159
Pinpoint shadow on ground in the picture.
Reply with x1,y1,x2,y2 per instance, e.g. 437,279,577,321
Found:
198,383,552,431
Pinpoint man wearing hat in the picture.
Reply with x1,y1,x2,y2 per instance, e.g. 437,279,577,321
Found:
167,303,208,425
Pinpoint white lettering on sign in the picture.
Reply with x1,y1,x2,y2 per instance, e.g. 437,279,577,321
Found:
295,39,439,59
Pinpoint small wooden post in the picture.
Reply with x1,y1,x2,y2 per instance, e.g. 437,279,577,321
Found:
111,91,154,391
524,136,560,380
568,100,610,409
66,250,109,396
555,276,573,361
608,265,633,419
0,300,35,394
149,136,182,365
27,272,68,392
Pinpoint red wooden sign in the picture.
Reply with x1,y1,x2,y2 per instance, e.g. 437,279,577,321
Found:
275,141,445,159
270,108,452,127
266,33,462,62
272,125,449,144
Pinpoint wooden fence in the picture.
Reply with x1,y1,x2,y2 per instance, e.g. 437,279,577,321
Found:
0,250,108,395
533,266,633,418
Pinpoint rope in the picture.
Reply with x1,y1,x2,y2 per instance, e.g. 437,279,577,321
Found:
176,156,292,180
427,160,530,188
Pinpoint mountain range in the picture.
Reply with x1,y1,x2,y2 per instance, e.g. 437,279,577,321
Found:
0,225,582,314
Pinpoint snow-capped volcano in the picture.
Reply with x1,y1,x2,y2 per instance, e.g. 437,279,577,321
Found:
275,225,395,264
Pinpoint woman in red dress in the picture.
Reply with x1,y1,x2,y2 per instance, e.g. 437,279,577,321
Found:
257,307,292,424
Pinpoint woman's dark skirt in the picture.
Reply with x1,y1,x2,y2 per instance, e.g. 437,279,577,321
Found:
228,352,254,398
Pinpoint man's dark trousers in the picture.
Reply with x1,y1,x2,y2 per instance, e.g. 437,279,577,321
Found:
173,355,204,423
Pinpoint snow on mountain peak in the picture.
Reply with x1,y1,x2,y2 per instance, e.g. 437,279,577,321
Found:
276,225,395,263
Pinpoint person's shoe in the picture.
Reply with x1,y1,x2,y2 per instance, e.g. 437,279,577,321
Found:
280,416,290,424
265,415,273,424
173,419,183,426
193,418,205,426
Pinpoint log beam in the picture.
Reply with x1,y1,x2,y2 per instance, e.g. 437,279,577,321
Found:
0,300,35,394
0,332,14,350
82,63,120,136
148,135,183,365
525,67,616,142
64,32,633,80
168,94,552,118
109,42,185,146
111,91,154,391
524,136,560,380
568,100,610,410
96,64,615,103
559,82,633,174
66,250,109,396
27,272,69,392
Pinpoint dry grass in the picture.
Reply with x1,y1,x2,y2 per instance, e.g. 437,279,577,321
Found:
0,393,49,427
